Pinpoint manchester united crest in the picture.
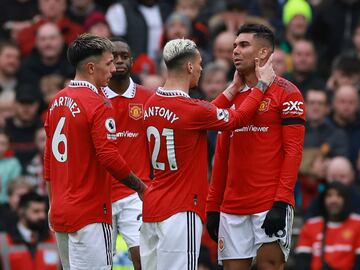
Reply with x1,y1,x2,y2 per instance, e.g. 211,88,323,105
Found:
258,98,271,113
129,104,143,120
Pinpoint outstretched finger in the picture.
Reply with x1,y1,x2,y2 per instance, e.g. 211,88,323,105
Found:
263,53,273,67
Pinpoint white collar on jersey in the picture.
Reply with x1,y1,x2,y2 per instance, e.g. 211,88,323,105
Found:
69,80,98,94
240,84,251,93
156,87,190,98
102,78,136,99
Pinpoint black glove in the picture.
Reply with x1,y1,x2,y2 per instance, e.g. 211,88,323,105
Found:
261,201,289,237
206,212,220,242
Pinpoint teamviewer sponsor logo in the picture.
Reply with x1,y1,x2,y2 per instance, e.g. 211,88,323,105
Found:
233,125,269,133
116,130,139,138
282,101,304,115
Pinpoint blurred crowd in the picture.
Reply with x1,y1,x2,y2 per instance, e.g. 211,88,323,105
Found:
0,0,360,269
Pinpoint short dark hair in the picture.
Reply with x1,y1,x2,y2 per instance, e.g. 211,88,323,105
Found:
237,23,275,52
67,33,114,69
109,36,128,44
305,88,329,104
331,54,360,75
18,191,46,209
320,181,351,221
0,40,19,55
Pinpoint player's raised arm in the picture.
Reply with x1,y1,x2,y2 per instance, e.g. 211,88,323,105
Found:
185,54,275,131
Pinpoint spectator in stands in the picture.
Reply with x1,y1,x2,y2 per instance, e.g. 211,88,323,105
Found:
84,11,112,38
298,88,349,210
199,62,229,176
349,20,360,60
305,156,360,219
326,54,360,91
304,88,349,158
329,85,360,174
272,47,289,77
25,127,46,195
175,0,209,49
212,31,237,80
4,85,42,169
40,74,66,108
0,41,21,103
106,0,172,60
140,74,164,91
280,0,312,53
309,0,360,77
160,12,211,66
208,0,270,38
285,39,325,95
160,12,192,49
16,0,84,56
0,192,60,270
65,0,100,24
0,129,22,203
295,181,360,270
200,62,228,102
0,0,38,40
0,177,32,231
18,22,74,88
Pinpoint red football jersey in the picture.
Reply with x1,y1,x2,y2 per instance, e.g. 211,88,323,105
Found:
207,77,305,215
142,87,265,223
101,80,153,202
296,215,360,270
44,81,131,233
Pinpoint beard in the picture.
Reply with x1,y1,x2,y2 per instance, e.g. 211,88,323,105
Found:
27,219,47,231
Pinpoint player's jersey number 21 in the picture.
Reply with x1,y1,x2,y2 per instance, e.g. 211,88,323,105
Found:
147,126,178,171
52,117,68,163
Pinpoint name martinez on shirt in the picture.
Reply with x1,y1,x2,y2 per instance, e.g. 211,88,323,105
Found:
49,96,81,117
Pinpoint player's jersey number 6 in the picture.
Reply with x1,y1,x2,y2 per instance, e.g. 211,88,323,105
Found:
52,117,68,163
147,126,178,171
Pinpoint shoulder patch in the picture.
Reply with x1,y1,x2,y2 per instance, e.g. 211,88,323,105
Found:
105,118,116,133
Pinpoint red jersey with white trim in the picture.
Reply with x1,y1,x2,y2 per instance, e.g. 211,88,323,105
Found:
207,77,305,215
296,214,360,270
101,80,153,202
44,81,131,233
142,87,265,223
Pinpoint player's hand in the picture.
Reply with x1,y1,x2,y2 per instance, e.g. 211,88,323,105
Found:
232,70,244,89
222,71,244,101
255,54,275,92
206,212,220,242
261,201,289,237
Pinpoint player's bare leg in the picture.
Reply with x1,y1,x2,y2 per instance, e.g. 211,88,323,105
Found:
223,258,252,270
256,242,284,270
129,246,141,270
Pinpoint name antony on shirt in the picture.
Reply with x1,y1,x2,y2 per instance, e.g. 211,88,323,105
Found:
144,106,179,123
49,96,81,117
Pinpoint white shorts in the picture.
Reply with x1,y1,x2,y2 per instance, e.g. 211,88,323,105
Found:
140,211,202,270
112,193,142,253
218,206,294,262
55,223,112,270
